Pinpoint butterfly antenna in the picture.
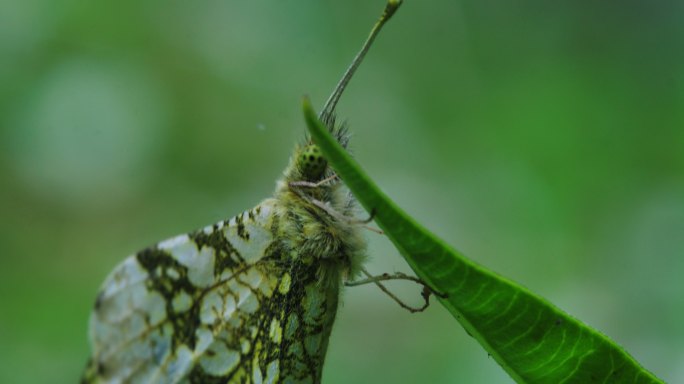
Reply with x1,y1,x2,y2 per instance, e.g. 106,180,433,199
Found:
319,0,403,122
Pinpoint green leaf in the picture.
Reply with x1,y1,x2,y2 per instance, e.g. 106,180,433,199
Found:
303,98,663,384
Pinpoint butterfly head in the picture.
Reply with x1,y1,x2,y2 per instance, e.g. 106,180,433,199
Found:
298,144,328,181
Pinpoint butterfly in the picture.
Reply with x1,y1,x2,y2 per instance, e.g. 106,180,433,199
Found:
82,1,405,383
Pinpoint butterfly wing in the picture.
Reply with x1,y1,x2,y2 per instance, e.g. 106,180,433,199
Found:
84,199,288,383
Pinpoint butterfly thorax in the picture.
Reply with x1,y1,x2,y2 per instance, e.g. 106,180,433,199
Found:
275,137,367,281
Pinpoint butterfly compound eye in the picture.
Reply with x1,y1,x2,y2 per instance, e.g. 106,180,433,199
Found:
299,144,327,181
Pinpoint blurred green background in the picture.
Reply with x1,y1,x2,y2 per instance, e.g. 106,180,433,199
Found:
1,0,683,383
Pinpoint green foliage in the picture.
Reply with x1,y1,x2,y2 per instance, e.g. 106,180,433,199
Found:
303,99,664,384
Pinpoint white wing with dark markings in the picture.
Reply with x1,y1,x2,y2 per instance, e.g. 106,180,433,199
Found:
85,199,284,383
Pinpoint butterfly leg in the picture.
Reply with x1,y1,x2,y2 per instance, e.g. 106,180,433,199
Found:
346,208,383,233
289,174,339,188
289,180,384,233
356,208,376,224
345,267,447,313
